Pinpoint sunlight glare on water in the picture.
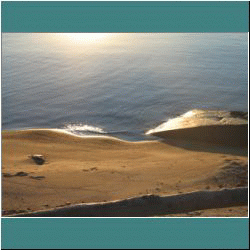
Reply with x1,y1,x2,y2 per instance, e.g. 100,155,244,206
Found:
24,33,120,57
54,33,112,45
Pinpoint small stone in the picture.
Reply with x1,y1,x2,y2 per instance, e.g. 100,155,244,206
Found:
30,155,45,165
65,202,71,205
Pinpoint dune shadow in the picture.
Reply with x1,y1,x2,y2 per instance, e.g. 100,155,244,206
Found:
151,124,248,156
159,138,248,156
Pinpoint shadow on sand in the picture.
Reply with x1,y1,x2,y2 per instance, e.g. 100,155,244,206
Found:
151,124,248,156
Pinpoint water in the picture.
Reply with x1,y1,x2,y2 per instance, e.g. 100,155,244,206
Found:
1,33,248,141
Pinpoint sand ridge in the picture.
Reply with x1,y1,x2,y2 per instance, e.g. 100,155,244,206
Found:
9,187,248,217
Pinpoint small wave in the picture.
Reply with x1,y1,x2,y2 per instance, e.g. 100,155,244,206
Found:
62,124,153,141
146,109,248,135
63,123,107,135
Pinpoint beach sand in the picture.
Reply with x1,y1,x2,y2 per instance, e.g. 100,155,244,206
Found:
2,129,248,217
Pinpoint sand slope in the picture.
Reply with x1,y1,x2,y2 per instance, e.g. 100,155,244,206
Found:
2,129,248,217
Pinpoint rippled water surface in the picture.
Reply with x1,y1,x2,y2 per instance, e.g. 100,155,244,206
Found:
1,33,248,140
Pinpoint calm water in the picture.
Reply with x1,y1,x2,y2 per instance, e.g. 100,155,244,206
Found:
1,33,248,140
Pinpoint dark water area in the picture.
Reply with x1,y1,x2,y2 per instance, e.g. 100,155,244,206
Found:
1,33,248,141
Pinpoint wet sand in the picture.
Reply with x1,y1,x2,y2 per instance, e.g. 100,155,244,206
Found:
1,129,248,217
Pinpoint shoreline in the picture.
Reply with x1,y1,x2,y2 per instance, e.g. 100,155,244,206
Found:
2,128,248,217
2,128,159,144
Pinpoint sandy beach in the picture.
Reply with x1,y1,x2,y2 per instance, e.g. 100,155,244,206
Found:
2,128,248,217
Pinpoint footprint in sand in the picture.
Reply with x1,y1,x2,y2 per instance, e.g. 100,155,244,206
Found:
2,173,14,178
15,171,29,177
82,167,98,172
224,158,233,162
209,160,248,188
29,176,45,180
3,172,29,177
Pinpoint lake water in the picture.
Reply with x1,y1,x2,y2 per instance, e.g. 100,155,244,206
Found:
1,33,248,141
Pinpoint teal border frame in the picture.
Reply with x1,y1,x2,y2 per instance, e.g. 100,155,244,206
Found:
1,1,249,249
1,218,249,249
1,1,249,32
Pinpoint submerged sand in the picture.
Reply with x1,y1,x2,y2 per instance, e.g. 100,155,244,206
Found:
1,128,248,217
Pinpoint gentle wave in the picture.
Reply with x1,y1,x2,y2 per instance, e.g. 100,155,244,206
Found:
63,123,107,135
62,123,155,141
146,109,248,135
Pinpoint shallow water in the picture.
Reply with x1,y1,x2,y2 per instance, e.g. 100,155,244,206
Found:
1,33,248,140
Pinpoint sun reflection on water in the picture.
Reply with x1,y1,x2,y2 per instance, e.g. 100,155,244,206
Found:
55,33,112,45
